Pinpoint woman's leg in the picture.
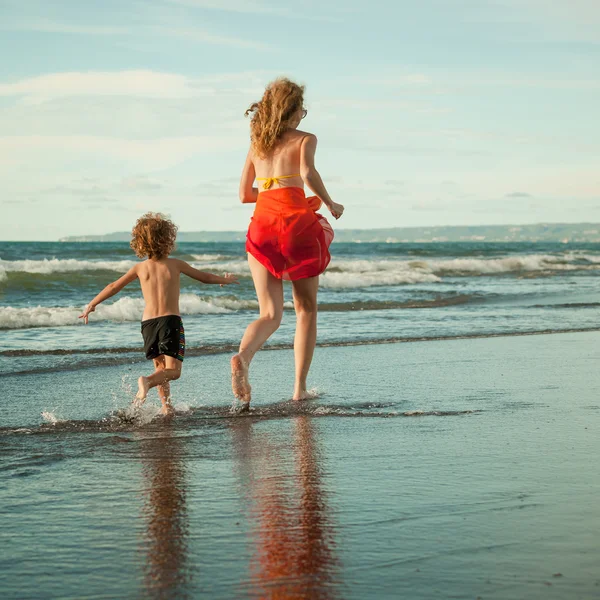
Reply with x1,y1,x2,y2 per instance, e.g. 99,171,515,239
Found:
291,276,319,400
232,253,284,404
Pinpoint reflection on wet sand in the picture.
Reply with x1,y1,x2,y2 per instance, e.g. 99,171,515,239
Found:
231,416,340,599
139,425,190,600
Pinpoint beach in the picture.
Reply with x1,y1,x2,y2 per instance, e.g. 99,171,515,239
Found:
2,330,599,599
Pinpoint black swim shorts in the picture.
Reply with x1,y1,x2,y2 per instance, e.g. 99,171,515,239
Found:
141,315,185,362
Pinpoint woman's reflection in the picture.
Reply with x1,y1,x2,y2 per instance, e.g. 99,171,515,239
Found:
231,416,339,599
139,425,190,600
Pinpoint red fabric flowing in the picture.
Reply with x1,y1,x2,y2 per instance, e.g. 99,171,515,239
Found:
246,187,334,281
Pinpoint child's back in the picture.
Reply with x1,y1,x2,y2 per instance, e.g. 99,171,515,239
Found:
138,258,182,321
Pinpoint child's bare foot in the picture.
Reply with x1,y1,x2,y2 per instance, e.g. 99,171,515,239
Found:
136,376,149,403
161,403,175,417
231,354,251,402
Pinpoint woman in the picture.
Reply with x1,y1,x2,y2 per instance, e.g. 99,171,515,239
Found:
231,78,344,411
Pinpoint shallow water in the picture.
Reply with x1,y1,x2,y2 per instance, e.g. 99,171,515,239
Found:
2,333,599,599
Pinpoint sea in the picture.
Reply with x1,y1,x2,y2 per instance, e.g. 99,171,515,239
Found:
1,239,599,380
2,240,600,599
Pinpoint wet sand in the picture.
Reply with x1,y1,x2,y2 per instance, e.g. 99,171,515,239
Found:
1,331,600,599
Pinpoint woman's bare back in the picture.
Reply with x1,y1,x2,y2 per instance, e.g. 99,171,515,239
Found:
252,129,311,190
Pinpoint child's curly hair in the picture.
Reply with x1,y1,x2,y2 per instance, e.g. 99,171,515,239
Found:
130,212,178,260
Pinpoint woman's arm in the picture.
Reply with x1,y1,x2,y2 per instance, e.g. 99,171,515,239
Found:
300,135,344,219
239,149,258,204
79,266,139,324
176,260,239,286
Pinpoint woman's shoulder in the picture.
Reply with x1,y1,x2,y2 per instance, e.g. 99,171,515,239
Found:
294,128,316,139
289,129,317,146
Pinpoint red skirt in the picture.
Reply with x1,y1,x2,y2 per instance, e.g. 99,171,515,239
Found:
246,187,334,281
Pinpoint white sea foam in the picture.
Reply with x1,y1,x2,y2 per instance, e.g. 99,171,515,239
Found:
190,254,234,261
321,269,440,289
573,253,600,264
190,259,250,273
319,254,596,289
1,252,594,297
0,255,250,277
41,411,63,424
322,258,442,289
0,257,138,274
422,255,584,274
0,293,259,329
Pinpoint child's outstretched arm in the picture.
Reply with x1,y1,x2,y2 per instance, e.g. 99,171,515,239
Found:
175,260,239,286
79,266,139,324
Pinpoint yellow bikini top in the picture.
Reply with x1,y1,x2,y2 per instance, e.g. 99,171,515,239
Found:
256,174,300,190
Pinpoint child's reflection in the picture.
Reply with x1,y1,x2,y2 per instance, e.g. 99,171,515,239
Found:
139,426,190,600
231,416,339,599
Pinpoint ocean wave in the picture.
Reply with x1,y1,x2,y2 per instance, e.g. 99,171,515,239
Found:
319,254,598,288
0,294,260,330
321,270,440,288
190,254,234,261
0,257,139,275
566,252,600,264
422,254,587,274
1,253,596,289
0,256,251,278
0,295,475,333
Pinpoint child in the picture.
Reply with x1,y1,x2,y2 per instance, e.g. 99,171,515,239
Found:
79,212,239,415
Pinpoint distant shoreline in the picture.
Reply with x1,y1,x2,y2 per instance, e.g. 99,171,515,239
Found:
57,222,600,243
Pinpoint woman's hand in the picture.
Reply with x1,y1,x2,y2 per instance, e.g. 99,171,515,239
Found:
79,304,95,324
328,201,344,220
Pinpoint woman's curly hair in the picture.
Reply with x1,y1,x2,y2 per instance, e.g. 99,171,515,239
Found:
130,212,178,260
245,77,305,157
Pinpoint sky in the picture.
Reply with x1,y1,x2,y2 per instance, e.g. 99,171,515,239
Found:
0,0,599,240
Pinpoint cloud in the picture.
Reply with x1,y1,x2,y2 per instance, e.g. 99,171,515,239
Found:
45,180,108,196
0,134,242,170
80,196,121,205
1,20,129,35
167,0,292,15
0,18,267,49
120,176,163,192
340,73,433,87
0,71,211,102
153,26,269,48
345,68,600,93
505,192,533,198
0,70,271,108
165,0,340,21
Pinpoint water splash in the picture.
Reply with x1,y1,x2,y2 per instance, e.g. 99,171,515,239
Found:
41,411,63,424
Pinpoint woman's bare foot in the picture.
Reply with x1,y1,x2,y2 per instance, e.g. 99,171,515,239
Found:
136,376,150,403
231,354,251,402
230,400,251,415
292,386,318,401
